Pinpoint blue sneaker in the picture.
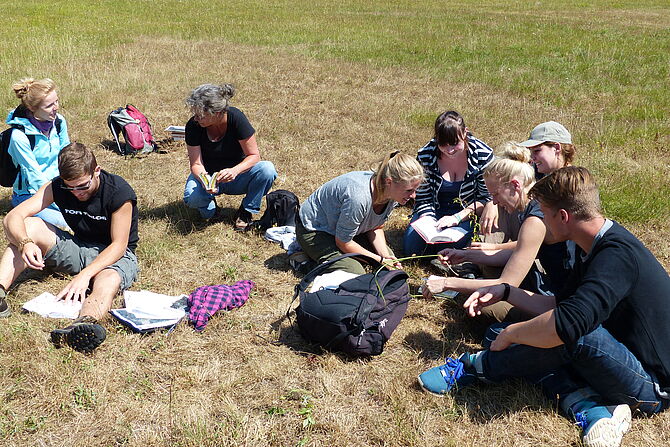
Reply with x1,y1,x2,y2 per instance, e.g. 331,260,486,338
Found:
575,404,631,447
417,354,476,395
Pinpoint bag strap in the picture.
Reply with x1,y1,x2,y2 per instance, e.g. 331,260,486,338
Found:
107,108,124,154
365,268,409,297
286,252,376,319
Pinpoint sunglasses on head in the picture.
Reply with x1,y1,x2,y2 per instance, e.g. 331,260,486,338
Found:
60,176,93,191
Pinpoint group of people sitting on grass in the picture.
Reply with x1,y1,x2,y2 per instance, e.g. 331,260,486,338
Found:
1,77,668,447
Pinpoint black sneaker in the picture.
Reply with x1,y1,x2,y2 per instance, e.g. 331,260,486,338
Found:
0,287,10,318
234,206,253,232
430,259,481,279
51,316,106,353
450,262,482,279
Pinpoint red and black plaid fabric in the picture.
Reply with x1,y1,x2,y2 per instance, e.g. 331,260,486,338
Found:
187,280,254,331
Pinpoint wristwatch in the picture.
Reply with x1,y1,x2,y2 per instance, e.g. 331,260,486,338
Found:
501,283,511,301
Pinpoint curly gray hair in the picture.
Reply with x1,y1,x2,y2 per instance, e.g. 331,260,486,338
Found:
185,83,235,115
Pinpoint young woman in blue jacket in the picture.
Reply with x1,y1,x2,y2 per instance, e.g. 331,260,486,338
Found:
6,78,70,229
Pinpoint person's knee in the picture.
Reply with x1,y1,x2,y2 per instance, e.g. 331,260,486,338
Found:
183,181,197,206
254,161,277,182
402,227,425,257
481,322,511,348
92,268,122,290
24,217,57,252
183,177,211,208
334,258,366,276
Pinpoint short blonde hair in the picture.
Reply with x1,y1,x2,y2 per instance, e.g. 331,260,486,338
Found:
12,78,56,111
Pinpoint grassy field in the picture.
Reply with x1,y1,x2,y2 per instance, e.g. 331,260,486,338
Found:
0,1,669,446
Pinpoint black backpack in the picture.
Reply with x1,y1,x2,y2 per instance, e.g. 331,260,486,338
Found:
255,189,300,230
291,253,411,356
0,118,62,188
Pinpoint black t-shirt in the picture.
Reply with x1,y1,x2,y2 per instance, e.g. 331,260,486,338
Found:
518,200,571,295
52,170,139,252
184,106,255,172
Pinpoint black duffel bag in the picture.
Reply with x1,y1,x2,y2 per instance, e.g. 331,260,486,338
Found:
290,253,411,356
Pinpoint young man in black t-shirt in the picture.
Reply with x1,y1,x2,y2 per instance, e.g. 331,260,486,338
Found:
417,167,670,447
0,143,139,353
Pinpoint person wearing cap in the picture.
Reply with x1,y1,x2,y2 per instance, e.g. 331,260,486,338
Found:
519,121,576,176
476,121,577,252
457,122,578,321
417,167,670,447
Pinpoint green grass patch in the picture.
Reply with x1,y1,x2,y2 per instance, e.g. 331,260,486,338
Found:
3,0,669,149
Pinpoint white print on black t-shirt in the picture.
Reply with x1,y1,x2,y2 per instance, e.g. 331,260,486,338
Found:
62,209,108,221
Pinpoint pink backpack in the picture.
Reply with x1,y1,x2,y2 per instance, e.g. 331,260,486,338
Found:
107,104,157,156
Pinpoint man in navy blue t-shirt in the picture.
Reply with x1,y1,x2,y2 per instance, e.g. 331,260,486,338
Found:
0,142,138,353
417,167,670,447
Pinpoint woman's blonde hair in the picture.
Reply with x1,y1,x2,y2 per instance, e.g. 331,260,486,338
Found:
12,78,56,111
371,151,424,200
485,142,536,209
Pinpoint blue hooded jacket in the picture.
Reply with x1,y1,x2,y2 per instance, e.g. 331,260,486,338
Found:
5,106,70,196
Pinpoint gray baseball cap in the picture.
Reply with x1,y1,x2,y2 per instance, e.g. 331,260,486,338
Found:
519,121,572,147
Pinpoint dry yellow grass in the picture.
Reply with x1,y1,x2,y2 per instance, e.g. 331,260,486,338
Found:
0,37,668,446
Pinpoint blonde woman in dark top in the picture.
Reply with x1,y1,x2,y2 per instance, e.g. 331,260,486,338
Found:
425,143,572,321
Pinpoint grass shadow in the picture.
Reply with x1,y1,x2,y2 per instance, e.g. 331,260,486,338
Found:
99,138,123,155
442,294,491,340
271,313,324,356
98,138,171,156
0,196,12,214
139,200,241,236
263,252,293,273
451,379,554,426
270,313,374,363
403,330,444,360
385,226,406,257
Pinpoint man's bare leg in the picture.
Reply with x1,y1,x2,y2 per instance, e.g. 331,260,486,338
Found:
80,268,121,321
50,269,121,353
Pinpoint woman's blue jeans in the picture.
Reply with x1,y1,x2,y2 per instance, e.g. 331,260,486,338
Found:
12,193,69,230
479,323,667,414
183,161,277,219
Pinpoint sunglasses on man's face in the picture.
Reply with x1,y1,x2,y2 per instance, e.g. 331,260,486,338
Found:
60,176,93,191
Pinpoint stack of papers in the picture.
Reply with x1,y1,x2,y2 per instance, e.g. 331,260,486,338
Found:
110,290,188,333
165,125,185,141
22,292,82,319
